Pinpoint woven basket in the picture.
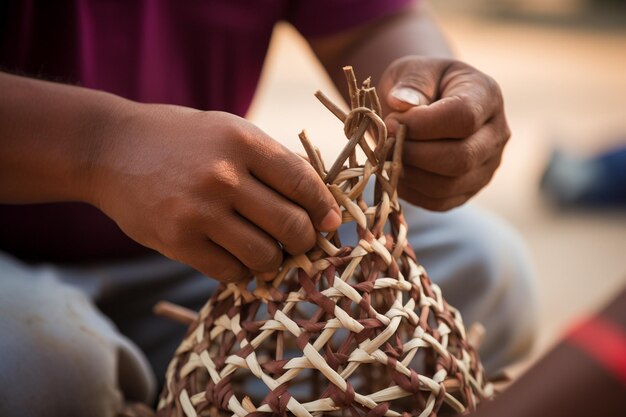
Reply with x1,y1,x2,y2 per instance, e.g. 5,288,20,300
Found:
154,67,493,417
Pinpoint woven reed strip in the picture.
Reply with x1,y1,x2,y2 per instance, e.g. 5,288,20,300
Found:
150,66,493,417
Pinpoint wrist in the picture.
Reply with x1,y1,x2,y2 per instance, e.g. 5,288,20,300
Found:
78,93,141,209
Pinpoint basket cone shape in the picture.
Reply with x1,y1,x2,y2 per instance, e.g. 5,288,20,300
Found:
156,67,493,417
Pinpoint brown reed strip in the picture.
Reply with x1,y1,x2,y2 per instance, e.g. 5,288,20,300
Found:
152,66,493,417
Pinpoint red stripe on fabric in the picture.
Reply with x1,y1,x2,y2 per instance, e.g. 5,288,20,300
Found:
566,316,626,387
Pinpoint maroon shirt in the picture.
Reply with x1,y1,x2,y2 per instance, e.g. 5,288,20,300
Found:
0,0,411,263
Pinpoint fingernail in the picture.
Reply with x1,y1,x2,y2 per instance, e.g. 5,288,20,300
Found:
320,209,341,231
391,87,421,106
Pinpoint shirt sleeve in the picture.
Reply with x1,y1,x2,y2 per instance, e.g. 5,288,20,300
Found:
286,0,416,39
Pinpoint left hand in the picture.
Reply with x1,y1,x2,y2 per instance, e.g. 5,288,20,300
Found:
379,56,511,211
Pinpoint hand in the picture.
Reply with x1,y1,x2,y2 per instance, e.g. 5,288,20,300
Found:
88,105,341,282
379,56,511,211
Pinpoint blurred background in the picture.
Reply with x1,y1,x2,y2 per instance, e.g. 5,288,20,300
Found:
248,0,626,370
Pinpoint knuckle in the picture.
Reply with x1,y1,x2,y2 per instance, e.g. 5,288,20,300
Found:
246,243,282,272
287,167,312,198
161,211,196,247
467,100,484,134
481,170,496,190
453,94,483,137
502,123,512,143
209,162,241,191
449,141,479,175
484,75,506,116
492,154,504,171
281,211,308,237
464,140,481,166
485,74,502,97
472,104,485,130
281,212,315,253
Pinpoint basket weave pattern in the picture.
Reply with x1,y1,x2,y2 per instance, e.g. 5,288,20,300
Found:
156,67,493,417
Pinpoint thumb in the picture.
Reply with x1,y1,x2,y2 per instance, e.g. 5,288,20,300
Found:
381,56,444,112
388,85,429,112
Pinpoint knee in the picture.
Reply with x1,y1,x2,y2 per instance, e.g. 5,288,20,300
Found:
464,213,538,375
415,206,536,310
449,209,539,374
461,210,536,314
0,263,141,417
0,337,122,417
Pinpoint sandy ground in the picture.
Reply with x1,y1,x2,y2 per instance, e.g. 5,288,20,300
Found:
247,9,626,368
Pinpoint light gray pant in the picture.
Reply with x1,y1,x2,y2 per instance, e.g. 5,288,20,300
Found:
0,204,538,417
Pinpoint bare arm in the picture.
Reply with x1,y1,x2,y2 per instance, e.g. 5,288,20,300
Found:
309,1,453,97
0,71,125,203
470,287,626,417
0,71,341,281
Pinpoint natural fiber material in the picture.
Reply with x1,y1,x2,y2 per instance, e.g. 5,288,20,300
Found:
155,67,493,417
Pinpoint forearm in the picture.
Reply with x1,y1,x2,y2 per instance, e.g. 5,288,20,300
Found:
471,288,626,417
310,1,453,102
0,71,131,204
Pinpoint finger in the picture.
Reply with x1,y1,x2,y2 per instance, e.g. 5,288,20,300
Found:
255,270,279,282
397,183,473,212
234,177,317,255
386,92,498,140
402,123,506,176
248,140,341,232
175,237,250,283
400,156,500,200
207,213,283,273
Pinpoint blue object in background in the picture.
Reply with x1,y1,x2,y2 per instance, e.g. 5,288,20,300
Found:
541,145,626,207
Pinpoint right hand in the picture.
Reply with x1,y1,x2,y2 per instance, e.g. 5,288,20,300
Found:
88,104,341,283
